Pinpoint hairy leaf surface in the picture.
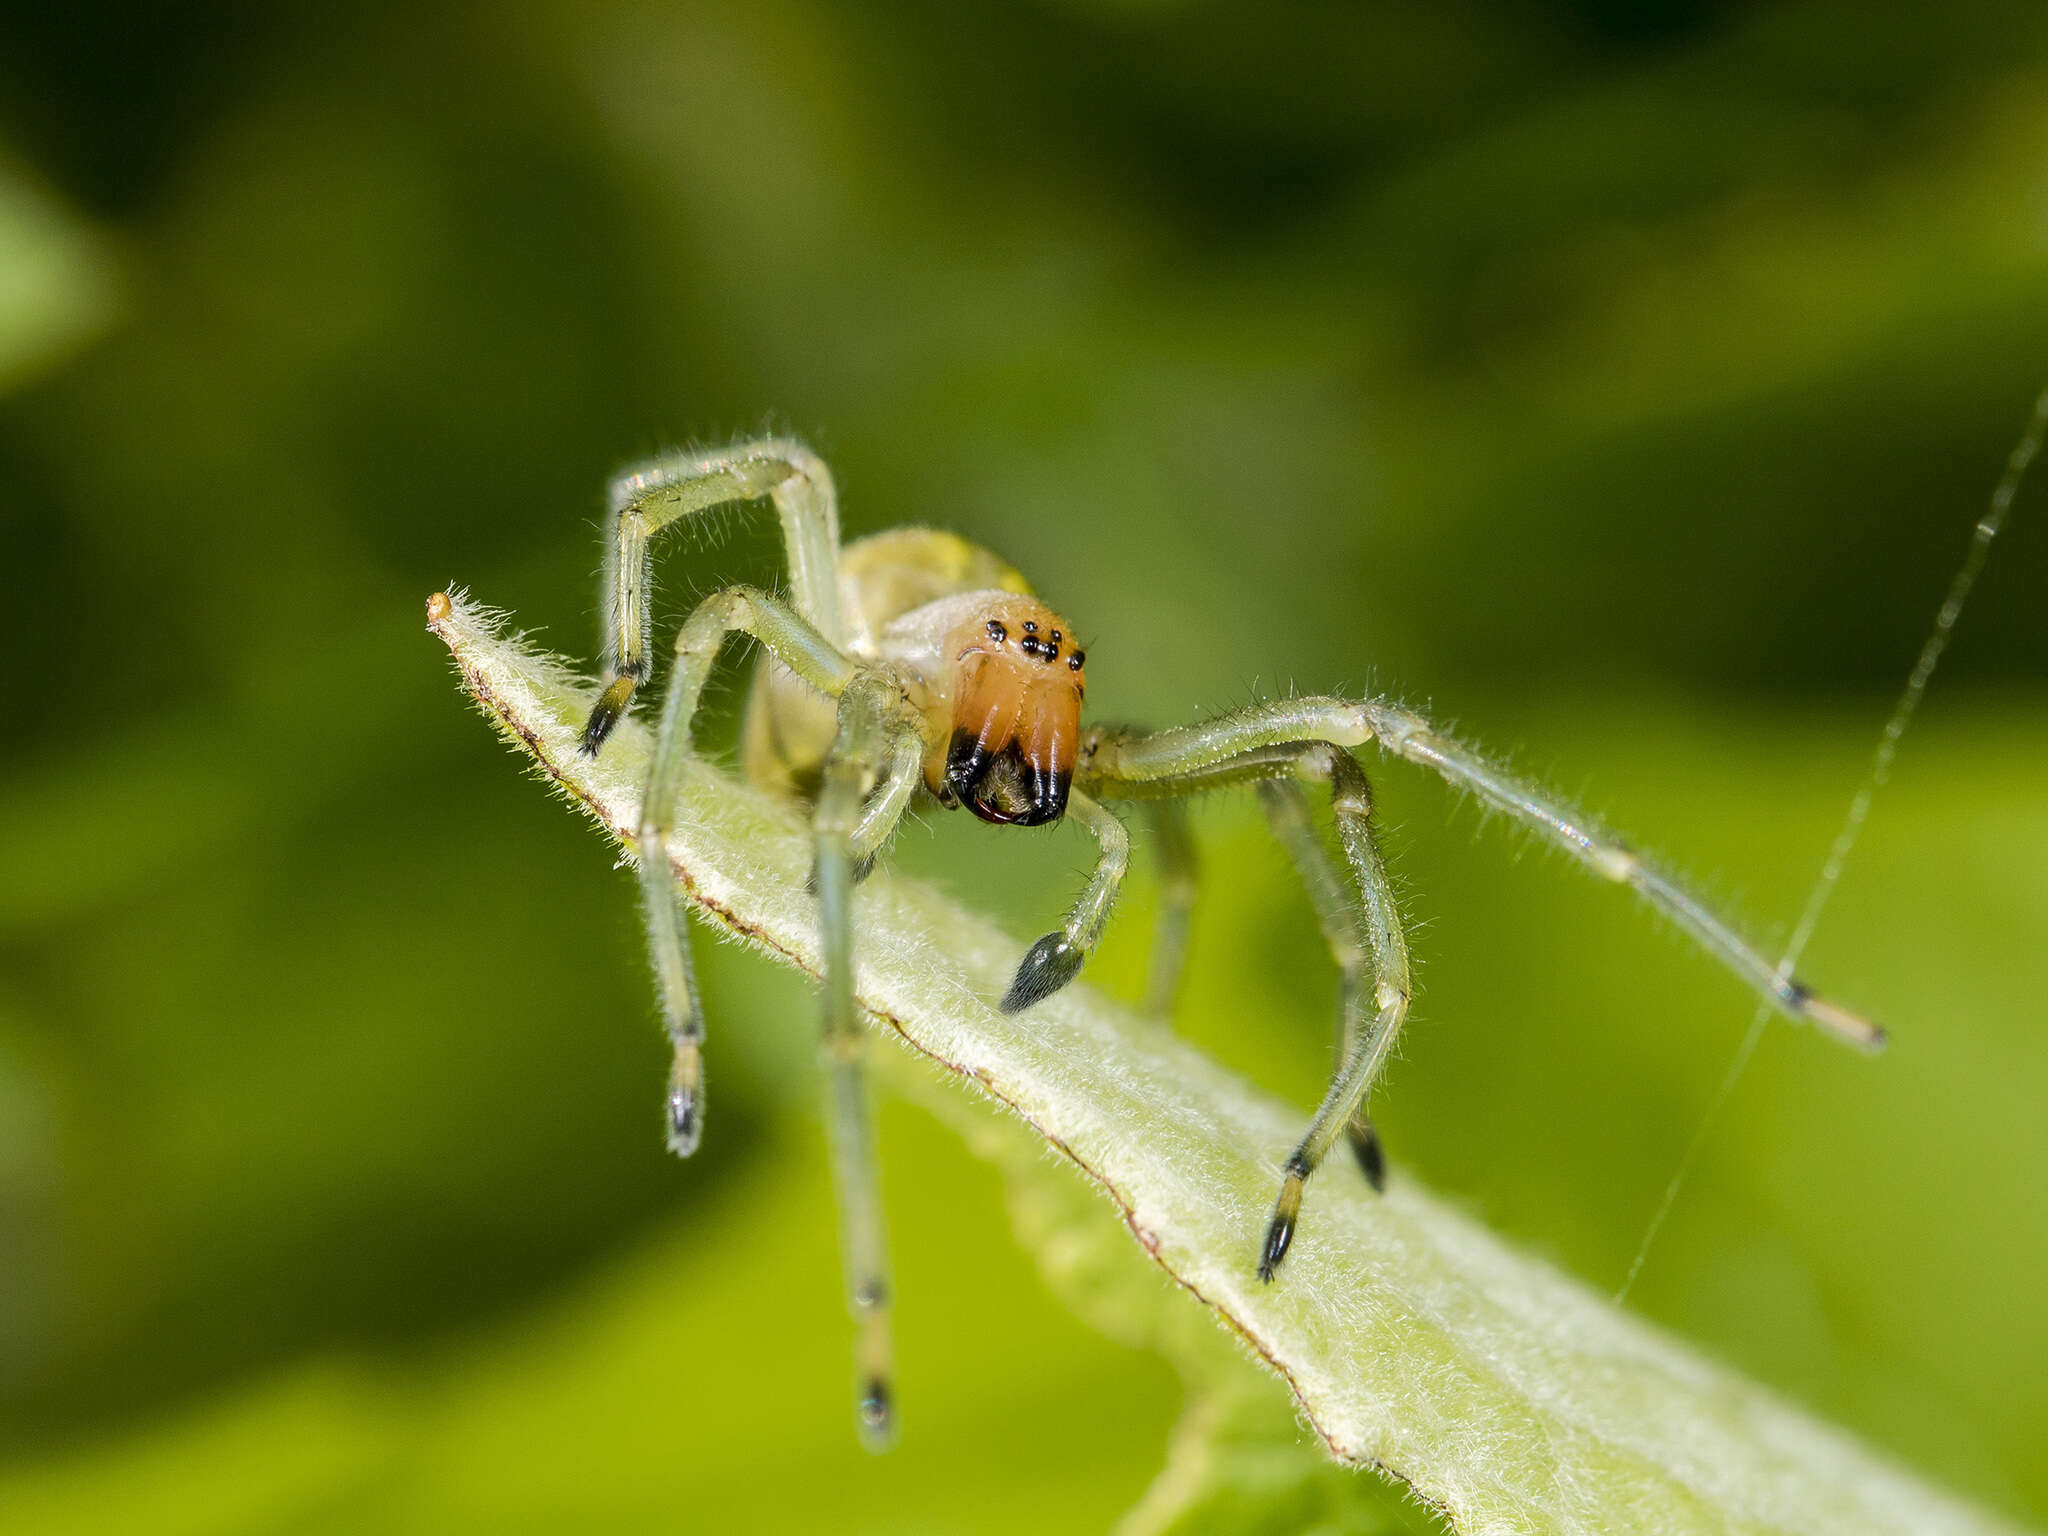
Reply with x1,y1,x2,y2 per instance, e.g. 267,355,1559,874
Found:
430,590,2025,1536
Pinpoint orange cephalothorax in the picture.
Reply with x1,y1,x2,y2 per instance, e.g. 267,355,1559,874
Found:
937,597,1086,827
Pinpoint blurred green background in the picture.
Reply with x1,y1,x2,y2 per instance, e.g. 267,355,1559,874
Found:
2,0,2046,1530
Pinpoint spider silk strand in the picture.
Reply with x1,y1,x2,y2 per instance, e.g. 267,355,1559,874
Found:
1615,385,2048,1305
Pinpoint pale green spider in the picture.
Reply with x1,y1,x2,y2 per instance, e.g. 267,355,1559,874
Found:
575,436,1886,1448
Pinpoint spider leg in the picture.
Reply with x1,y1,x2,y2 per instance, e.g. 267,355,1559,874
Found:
812,675,922,1450
1085,736,1408,1279
1257,775,1385,1189
1252,747,1408,1277
1358,700,1888,1051
845,723,925,886
584,438,846,755
999,789,1131,1013
1085,737,1386,1171
1140,800,1199,1019
635,585,858,1155
1084,697,1885,1052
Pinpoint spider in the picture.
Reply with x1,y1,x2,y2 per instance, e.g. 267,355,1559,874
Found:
574,436,1886,1449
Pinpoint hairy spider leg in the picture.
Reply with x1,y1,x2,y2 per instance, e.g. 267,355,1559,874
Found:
1140,800,1199,1019
1089,697,1885,1051
584,439,846,755
1081,696,1885,1279
1265,747,1411,1277
1352,699,1888,1052
1257,774,1386,1189
639,585,915,1446
999,790,1131,1012
1081,732,1409,1279
1080,736,1390,1179
844,724,926,886
636,586,859,1155
813,674,924,1450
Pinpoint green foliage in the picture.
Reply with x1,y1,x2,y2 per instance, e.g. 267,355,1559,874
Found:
0,162,113,393
5,0,2048,1529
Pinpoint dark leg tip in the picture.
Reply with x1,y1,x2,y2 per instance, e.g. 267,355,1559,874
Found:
1259,1158,1309,1282
666,1089,701,1157
1000,932,1085,1014
1350,1121,1387,1192
579,706,621,758
857,1378,895,1449
809,851,880,895
1257,1211,1295,1283
579,676,639,757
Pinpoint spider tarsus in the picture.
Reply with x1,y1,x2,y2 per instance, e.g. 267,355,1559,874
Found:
857,1377,895,1449
666,1067,703,1157
1258,1159,1309,1282
1257,1210,1295,1284
1789,983,1890,1054
1000,932,1084,1013
666,1106,701,1157
809,851,880,895
1349,1122,1387,1192
579,675,639,757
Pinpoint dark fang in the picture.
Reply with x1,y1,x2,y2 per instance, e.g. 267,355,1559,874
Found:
1001,932,1084,1013
944,728,992,805
945,729,1069,827
1027,756,1056,817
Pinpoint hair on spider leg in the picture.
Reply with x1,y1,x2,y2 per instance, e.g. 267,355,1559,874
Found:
999,932,1085,1013
578,675,639,756
552,434,1900,1447
1258,1152,1312,1282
